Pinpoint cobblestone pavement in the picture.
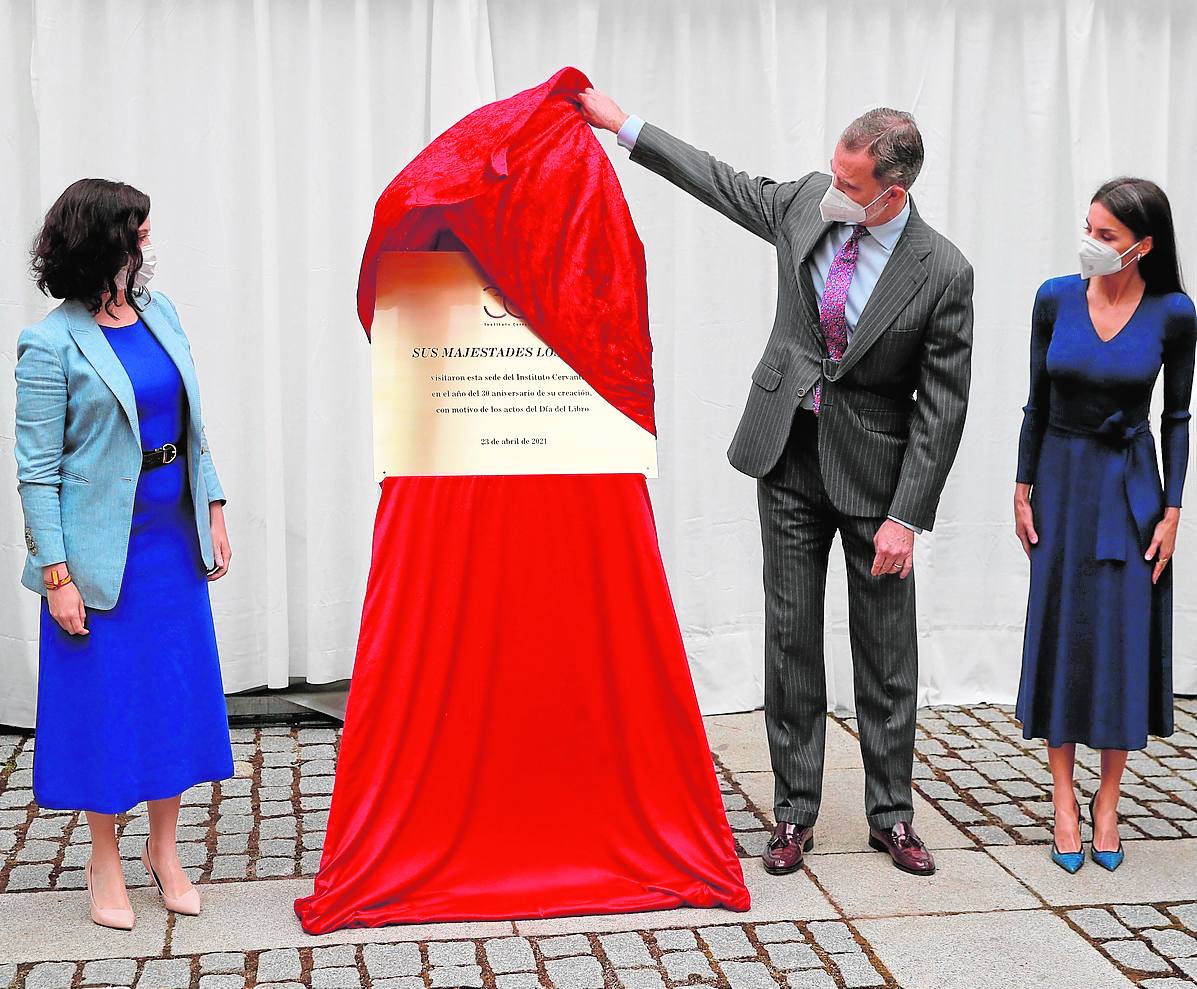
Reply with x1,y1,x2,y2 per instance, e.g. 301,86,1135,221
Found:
899,698,1197,847
726,699,1197,859
3,704,1197,988
0,727,336,894
1065,902,1197,985
0,921,895,989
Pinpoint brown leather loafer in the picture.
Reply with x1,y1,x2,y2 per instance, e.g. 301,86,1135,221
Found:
761,821,815,875
868,821,935,875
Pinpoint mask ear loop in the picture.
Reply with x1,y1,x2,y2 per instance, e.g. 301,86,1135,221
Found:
861,186,892,221
1118,240,1145,272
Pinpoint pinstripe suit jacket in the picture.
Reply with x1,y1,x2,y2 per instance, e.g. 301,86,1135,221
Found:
629,122,973,531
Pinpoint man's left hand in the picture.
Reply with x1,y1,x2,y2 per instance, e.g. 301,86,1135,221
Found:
872,519,915,579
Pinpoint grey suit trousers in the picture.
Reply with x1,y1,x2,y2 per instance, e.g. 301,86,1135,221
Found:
760,408,918,831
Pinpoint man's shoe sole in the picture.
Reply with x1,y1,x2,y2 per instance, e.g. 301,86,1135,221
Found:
761,835,815,875
867,834,936,876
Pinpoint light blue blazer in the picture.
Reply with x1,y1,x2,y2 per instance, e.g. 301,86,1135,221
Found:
14,290,225,610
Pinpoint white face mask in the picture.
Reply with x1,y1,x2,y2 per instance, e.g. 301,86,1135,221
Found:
819,183,891,224
113,241,158,293
1078,234,1142,280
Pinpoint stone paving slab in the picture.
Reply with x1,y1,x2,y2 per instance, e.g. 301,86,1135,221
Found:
805,848,1041,919
988,839,1197,906
704,711,774,775
47,862,839,961
706,712,863,775
857,909,1136,988
511,859,837,935
167,879,517,955
735,767,973,855
0,883,169,963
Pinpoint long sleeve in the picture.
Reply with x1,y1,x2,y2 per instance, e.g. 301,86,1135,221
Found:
1161,294,1197,507
1015,280,1058,485
14,327,68,566
886,264,974,530
199,421,225,505
627,120,810,245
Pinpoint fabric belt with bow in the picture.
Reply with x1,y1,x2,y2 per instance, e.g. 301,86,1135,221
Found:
1048,410,1159,563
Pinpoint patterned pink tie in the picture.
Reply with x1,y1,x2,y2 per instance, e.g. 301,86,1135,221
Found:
812,224,869,414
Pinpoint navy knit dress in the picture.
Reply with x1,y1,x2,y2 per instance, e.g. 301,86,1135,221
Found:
1016,274,1196,750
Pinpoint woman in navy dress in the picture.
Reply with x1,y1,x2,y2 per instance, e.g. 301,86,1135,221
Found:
1014,177,1195,873
16,180,234,928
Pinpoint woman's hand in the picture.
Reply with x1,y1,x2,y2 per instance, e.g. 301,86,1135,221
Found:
1014,483,1038,557
1146,508,1180,585
208,501,232,581
44,568,88,635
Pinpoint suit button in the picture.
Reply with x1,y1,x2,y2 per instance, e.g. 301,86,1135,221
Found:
797,388,806,396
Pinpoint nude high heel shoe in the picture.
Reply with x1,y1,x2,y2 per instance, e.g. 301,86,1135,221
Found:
142,839,202,916
85,859,135,930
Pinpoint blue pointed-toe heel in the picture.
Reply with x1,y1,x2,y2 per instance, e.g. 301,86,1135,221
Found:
1050,798,1084,874
1088,794,1125,872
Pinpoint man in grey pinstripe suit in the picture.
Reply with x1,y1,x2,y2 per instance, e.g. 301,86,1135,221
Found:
574,90,973,877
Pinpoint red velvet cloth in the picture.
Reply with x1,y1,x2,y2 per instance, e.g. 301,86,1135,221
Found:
293,69,749,931
293,476,750,930
356,65,655,435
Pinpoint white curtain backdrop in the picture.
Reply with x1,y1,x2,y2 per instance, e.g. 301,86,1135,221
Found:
3,0,1196,728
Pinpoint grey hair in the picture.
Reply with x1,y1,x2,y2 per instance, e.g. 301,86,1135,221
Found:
840,108,925,190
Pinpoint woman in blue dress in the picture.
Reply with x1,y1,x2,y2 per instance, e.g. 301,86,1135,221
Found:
1014,177,1195,874
16,179,234,928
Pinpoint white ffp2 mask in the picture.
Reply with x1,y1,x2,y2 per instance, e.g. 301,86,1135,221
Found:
1078,234,1142,280
819,183,890,224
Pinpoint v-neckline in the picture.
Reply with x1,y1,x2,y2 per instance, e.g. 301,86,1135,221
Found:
1083,278,1147,345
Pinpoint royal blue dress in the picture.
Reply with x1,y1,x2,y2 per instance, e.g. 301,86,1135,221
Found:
33,317,233,814
1016,275,1197,750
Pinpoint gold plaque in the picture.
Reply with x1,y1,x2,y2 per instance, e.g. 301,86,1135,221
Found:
371,252,659,479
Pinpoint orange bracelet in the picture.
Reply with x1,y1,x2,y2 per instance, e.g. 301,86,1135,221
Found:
44,567,73,590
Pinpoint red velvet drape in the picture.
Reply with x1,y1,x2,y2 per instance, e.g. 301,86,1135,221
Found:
294,476,749,930
356,65,655,436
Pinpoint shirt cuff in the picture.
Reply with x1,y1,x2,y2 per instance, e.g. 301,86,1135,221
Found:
887,515,923,535
616,114,645,151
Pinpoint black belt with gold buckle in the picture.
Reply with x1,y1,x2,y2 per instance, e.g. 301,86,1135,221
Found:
142,440,184,470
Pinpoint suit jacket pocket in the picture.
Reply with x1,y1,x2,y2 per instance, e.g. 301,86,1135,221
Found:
59,467,90,484
858,408,910,435
751,360,783,392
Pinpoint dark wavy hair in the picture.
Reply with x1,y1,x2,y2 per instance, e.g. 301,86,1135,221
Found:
1092,177,1185,296
30,178,151,317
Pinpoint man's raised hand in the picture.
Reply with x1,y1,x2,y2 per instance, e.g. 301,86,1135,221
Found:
568,87,629,134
